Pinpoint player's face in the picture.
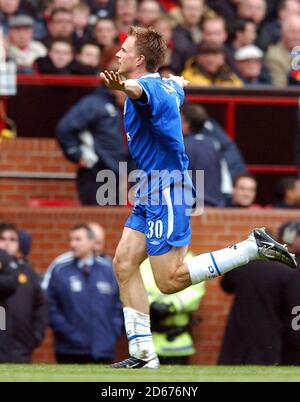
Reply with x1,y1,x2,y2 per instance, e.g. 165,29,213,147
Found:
116,36,139,77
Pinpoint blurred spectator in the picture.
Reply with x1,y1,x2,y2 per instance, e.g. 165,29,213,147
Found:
44,224,123,364
181,42,243,86
42,8,74,47
87,0,115,19
275,176,300,208
71,41,101,74
140,254,205,365
0,249,18,301
206,0,239,22
93,17,118,65
0,223,47,363
201,14,228,47
56,85,124,205
235,44,271,84
218,255,300,365
0,0,35,34
137,0,162,28
7,15,47,73
266,15,300,86
195,106,246,197
152,15,174,67
72,1,93,45
227,18,257,59
87,222,112,261
201,14,237,69
171,0,204,74
34,0,78,40
114,0,137,43
277,220,300,364
35,38,74,74
237,0,267,26
226,172,258,207
181,102,225,207
258,0,300,51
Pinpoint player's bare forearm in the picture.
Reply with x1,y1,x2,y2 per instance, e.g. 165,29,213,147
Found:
100,71,143,99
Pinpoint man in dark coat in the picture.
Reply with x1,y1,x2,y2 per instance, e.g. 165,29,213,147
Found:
218,223,300,365
181,103,225,207
0,223,47,363
56,85,125,205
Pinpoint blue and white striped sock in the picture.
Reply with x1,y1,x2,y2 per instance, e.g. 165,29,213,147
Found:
187,239,259,284
123,307,157,361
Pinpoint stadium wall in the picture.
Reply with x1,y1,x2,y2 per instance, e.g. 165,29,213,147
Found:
0,207,298,365
0,138,76,206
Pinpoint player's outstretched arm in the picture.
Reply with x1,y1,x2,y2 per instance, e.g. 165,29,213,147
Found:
164,74,190,89
100,70,143,99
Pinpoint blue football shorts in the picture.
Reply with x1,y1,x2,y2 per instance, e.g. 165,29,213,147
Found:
125,185,192,256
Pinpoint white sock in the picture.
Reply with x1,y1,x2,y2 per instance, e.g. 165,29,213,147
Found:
187,239,259,284
123,307,157,361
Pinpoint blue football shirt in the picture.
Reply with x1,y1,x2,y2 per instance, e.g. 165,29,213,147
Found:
123,72,193,200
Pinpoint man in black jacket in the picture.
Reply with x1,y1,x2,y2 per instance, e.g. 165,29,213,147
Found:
0,249,18,302
56,85,125,205
218,223,300,365
0,223,47,363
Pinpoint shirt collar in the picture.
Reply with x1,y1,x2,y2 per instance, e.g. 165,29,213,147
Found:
77,255,95,270
142,72,160,78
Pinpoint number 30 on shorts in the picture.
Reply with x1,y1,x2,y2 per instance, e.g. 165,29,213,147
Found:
147,220,163,239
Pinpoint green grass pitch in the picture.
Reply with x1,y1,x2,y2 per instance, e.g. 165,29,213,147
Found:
0,365,300,382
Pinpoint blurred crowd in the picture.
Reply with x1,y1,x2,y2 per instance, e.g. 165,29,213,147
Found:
1,0,300,85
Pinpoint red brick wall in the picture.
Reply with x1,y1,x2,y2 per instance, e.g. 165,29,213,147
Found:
0,138,77,206
0,206,298,365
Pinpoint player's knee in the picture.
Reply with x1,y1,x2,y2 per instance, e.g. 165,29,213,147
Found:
113,253,129,284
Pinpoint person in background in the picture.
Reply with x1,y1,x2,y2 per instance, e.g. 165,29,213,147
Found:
0,223,47,363
275,177,300,208
179,103,246,199
140,254,205,365
87,222,112,261
265,15,300,86
0,248,18,301
218,223,300,366
181,102,225,207
71,41,101,74
171,0,204,74
92,17,119,66
0,0,35,34
258,0,300,51
181,42,243,87
87,0,115,19
234,45,271,84
114,0,137,43
7,15,47,73
72,1,93,45
35,38,74,74
278,220,300,364
227,172,258,208
227,18,257,58
136,0,162,28
44,224,123,364
56,83,124,205
41,7,74,47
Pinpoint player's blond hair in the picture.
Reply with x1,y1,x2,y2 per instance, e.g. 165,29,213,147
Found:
128,26,167,72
